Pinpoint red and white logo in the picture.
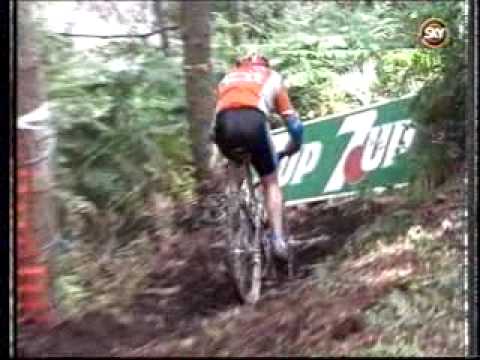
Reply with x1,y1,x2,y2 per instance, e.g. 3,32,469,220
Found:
325,111,416,192
418,18,449,49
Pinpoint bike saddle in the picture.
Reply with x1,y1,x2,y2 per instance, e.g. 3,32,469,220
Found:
229,146,250,164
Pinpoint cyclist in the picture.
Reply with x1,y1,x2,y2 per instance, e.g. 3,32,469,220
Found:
213,53,304,260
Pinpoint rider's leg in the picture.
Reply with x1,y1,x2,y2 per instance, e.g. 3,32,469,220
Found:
260,172,283,239
261,172,287,259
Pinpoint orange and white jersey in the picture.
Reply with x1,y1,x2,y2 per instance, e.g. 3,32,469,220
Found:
215,64,296,117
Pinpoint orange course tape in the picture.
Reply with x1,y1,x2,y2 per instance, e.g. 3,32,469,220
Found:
16,156,53,325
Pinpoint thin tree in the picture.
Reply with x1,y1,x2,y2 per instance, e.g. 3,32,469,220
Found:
152,0,171,56
228,0,241,47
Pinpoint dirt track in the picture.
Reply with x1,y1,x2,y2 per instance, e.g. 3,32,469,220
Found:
17,192,458,357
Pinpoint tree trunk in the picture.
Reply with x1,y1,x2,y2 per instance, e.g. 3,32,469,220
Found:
152,0,170,56
181,0,216,184
228,0,241,47
17,3,46,116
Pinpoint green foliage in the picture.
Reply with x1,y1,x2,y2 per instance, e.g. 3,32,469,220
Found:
406,1,467,193
213,1,461,121
39,30,194,246
373,50,428,97
354,340,423,357
53,51,191,206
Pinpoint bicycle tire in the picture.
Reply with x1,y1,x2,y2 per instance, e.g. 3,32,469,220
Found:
224,162,262,304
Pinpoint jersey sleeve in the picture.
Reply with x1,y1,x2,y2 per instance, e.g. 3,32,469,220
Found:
273,75,297,117
275,85,297,117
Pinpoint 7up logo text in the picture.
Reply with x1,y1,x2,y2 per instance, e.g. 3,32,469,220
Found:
324,110,415,192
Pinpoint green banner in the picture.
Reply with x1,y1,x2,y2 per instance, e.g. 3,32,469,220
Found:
271,95,418,206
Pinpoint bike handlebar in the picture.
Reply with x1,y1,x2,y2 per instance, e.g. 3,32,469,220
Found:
277,148,297,161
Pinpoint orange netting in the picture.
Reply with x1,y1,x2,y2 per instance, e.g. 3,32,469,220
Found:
16,129,54,325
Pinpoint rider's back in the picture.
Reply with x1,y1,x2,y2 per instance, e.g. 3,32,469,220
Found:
216,64,294,118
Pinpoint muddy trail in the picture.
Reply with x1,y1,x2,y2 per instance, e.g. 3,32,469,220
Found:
17,184,463,357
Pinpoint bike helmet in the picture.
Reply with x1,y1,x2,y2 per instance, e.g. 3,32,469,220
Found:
235,53,270,67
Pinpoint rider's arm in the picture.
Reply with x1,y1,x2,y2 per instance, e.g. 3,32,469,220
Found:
274,86,304,155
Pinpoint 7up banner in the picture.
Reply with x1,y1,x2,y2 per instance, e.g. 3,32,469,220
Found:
272,95,418,206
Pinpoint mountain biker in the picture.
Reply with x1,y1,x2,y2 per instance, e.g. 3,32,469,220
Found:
213,53,304,260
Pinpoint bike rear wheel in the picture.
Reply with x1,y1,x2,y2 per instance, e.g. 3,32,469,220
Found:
225,162,262,304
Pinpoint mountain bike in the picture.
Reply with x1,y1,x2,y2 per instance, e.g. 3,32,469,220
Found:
223,149,294,304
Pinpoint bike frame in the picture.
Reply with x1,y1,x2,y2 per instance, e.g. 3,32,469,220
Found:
224,154,294,304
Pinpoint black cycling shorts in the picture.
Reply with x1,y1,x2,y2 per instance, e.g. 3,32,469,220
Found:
214,108,278,177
